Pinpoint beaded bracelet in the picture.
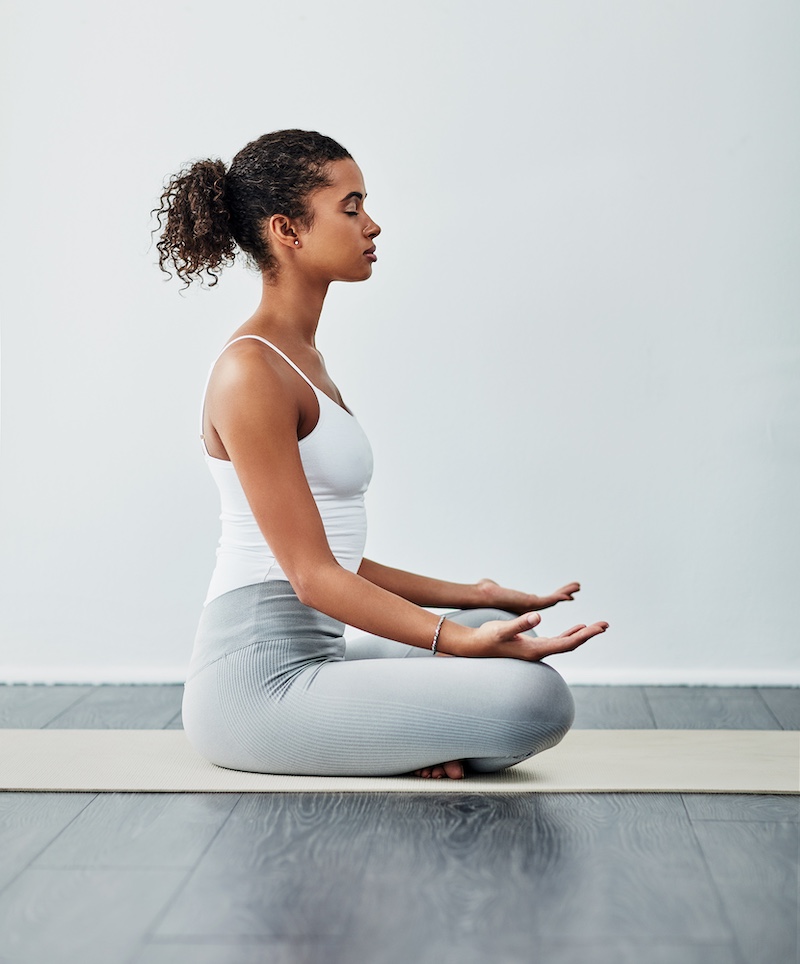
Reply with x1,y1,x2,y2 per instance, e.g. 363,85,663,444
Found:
431,615,446,655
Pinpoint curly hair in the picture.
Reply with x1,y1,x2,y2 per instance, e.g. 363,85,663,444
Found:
153,130,352,287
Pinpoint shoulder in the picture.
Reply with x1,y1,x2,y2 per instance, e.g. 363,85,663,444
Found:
207,337,302,427
211,338,295,398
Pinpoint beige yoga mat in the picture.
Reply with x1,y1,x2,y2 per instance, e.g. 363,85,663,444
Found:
1,729,798,793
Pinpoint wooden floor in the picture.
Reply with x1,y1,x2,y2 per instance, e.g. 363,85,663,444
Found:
0,685,797,964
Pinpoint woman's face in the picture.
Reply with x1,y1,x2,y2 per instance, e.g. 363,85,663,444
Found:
298,158,381,283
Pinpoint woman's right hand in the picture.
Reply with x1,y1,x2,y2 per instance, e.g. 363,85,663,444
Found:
454,612,609,661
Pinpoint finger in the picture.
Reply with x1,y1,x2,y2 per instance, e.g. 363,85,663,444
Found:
559,624,588,637
580,621,608,637
560,622,608,644
562,622,609,639
537,623,607,655
517,612,542,633
492,612,542,638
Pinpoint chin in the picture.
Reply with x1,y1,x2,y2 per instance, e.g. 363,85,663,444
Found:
339,266,373,283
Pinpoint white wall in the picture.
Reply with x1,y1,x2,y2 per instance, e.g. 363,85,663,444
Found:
1,0,798,684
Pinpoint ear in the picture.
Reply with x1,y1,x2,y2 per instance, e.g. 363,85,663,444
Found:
267,214,301,250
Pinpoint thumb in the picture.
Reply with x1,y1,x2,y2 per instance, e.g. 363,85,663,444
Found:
506,612,541,636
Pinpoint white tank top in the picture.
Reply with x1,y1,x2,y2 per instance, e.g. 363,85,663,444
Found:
200,335,374,605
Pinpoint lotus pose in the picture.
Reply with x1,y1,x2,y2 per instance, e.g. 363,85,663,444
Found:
155,129,608,779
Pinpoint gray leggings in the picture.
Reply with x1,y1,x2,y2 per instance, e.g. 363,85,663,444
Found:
181,581,574,776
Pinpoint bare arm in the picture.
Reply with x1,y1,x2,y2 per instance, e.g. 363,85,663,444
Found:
358,559,582,613
210,347,607,659
356,558,485,609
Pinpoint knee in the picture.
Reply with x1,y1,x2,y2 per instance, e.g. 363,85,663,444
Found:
537,663,575,736
467,662,574,772
506,661,575,741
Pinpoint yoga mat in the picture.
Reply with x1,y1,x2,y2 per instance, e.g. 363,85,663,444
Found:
1,729,797,793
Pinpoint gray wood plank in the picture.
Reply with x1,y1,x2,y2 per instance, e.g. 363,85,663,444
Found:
644,686,781,729
349,792,551,950
0,793,96,892
0,684,93,727
694,820,799,964
517,945,742,964
44,684,184,729
133,940,333,964
0,868,186,964
31,793,240,869
758,687,800,729
133,939,743,964
360,791,688,880
154,793,384,939
570,685,655,728
341,792,731,959
683,793,800,823
529,794,731,946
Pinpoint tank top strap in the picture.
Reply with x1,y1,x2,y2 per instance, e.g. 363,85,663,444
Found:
224,335,319,391
199,334,319,454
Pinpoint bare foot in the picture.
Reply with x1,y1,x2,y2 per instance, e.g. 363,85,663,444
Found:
413,760,465,779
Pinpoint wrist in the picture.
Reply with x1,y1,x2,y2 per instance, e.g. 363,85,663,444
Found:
473,579,537,615
470,578,498,608
436,618,475,657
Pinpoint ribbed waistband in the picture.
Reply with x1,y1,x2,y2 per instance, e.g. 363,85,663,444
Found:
187,580,345,679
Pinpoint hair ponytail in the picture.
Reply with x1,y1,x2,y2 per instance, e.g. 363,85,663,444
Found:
155,131,351,287
153,158,235,287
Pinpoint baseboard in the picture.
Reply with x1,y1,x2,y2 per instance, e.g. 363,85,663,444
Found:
0,666,190,685
1,665,798,687
559,667,800,686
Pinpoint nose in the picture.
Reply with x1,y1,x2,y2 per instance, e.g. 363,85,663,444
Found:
364,212,381,239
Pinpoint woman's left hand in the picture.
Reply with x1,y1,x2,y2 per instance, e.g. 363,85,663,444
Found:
475,578,581,614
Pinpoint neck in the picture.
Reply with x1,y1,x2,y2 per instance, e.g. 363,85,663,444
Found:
248,267,330,347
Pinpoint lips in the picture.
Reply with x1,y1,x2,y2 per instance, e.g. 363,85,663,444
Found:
364,246,377,262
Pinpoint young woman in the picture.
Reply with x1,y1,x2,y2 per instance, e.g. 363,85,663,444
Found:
155,129,608,779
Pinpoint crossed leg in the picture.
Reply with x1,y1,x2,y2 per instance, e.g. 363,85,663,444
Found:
343,608,559,779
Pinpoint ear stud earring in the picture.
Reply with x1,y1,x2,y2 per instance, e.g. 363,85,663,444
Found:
294,240,299,246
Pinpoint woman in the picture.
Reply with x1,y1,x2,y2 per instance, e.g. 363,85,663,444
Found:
155,129,608,779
